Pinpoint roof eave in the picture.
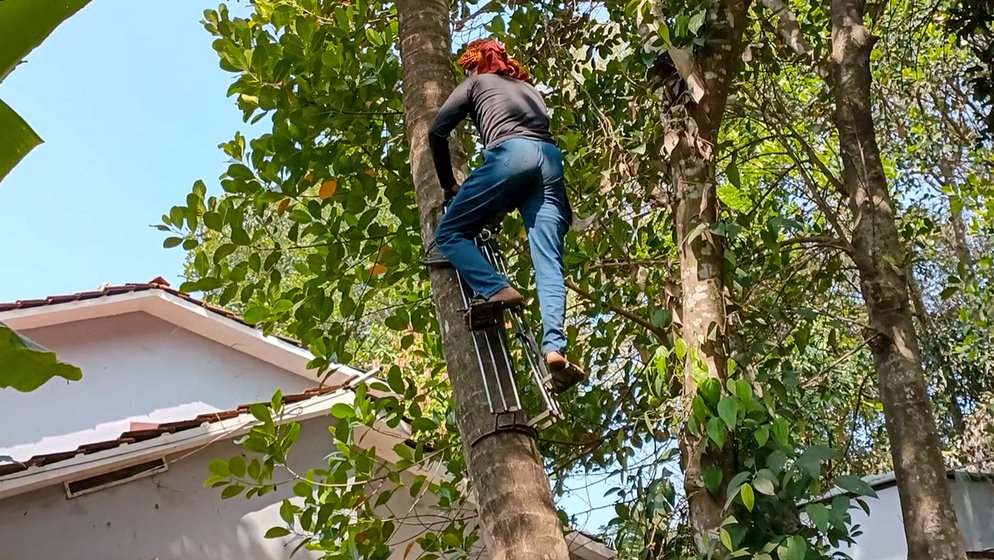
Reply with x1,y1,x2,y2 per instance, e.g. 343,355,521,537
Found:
0,289,361,386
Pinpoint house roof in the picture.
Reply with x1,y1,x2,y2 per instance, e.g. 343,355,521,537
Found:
0,280,616,559
0,276,302,347
0,384,347,479
0,277,362,386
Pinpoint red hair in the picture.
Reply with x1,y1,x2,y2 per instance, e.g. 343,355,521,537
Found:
457,39,531,84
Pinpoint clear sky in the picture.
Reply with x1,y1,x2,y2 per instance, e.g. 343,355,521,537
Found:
0,1,252,301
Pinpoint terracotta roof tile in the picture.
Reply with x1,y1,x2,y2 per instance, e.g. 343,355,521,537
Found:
0,277,305,349
0,384,347,480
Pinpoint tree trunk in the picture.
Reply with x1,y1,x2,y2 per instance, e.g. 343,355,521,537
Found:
829,1,967,558
656,0,747,549
938,160,976,275
394,2,571,559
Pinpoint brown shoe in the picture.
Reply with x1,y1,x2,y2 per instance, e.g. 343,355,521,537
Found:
488,286,524,309
545,351,588,393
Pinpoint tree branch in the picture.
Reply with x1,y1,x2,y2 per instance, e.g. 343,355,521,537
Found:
565,278,667,339
758,0,814,56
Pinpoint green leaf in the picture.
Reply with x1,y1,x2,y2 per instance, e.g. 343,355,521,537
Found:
162,236,183,249
0,321,82,392
412,417,437,432
771,417,791,448
243,306,270,324
209,458,230,477
221,484,245,499
702,464,723,496
365,28,383,46
0,0,91,81
688,10,706,35
754,426,770,447
393,442,414,462
387,366,405,394
777,535,807,560
330,403,355,420
806,502,830,531
228,455,246,478
707,417,727,448
249,403,272,424
0,99,42,183
740,483,755,512
835,475,878,498
797,445,839,477
725,159,741,189
700,377,721,406
264,526,291,538
293,481,311,498
279,500,294,525
726,471,751,494
719,527,734,551
753,477,776,496
734,379,753,405
717,396,739,430
718,183,751,213
242,435,269,454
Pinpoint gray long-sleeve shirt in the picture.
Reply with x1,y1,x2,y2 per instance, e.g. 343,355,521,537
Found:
428,73,555,190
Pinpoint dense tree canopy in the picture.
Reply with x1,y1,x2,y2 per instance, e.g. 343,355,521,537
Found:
161,0,992,558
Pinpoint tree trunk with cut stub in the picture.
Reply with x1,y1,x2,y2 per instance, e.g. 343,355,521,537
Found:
651,0,748,550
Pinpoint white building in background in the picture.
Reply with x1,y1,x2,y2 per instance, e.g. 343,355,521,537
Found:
821,470,994,559
0,278,613,560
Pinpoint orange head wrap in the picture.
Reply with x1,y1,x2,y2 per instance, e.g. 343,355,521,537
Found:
457,39,531,84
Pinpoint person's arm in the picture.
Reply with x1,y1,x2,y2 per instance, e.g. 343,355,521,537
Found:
428,79,473,193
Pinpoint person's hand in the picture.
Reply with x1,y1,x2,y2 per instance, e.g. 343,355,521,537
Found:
443,183,460,202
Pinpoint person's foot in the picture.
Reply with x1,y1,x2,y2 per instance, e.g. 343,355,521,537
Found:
546,351,568,369
545,351,588,393
488,286,524,309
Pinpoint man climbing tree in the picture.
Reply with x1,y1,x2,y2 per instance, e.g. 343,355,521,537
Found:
428,38,584,385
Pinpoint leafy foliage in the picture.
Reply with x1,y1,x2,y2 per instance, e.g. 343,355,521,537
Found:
0,321,82,392
0,0,92,182
161,0,993,558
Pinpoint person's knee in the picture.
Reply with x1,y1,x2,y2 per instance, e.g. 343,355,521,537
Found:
434,222,460,250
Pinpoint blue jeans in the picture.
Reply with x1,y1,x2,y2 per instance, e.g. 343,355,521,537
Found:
435,137,572,356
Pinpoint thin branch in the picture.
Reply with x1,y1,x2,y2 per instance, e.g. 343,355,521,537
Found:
565,278,667,340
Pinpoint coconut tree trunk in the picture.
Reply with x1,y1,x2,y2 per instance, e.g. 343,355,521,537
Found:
394,2,571,559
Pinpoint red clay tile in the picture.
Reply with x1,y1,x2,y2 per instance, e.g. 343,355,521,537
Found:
0,463,27,477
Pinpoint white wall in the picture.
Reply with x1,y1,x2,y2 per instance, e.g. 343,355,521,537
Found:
831,485,906,560
0,312,314,461
831,476,994,558
0,416,440,560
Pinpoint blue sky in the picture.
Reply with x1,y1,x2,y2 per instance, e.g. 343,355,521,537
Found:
0,1,251,301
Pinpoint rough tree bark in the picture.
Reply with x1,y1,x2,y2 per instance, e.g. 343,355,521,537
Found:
394,2,571,559
829,1,967,558
938,160,976,275
652,0,748,549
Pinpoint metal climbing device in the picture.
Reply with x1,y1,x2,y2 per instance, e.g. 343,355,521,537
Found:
423,219,575,445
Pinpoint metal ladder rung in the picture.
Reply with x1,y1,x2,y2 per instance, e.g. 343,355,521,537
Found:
441,224,565,432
